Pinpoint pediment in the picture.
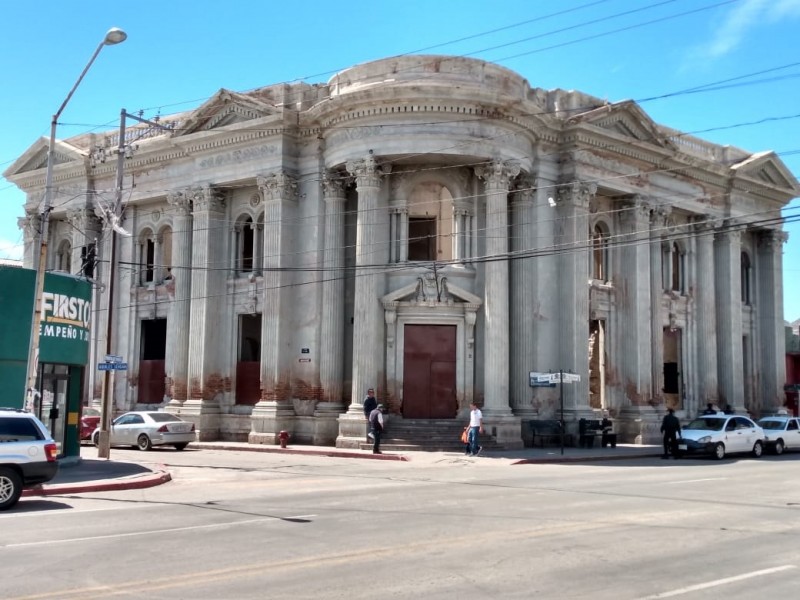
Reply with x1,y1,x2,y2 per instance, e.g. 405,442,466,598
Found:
176,89,279,136
569,101,673,149
732,151,800,194
3,137,85,178
382,274,482,306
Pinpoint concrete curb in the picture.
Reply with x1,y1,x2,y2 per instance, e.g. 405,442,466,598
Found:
22,467,172,497
512,452,663,465
193,443,409,461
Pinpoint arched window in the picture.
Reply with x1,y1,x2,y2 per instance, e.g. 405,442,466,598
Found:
406,182,454,262
234,214,262,274
740,251,752,305
670,242,684,294
591,223,609,282
137,228,155,285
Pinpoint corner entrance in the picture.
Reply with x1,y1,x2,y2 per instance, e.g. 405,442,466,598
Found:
402,324,457,419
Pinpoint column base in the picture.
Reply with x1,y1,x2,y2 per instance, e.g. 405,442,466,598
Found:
176,399,221,441
314,402,345,446
248,400,295,445
481,414,523,449
335,412,370,449
617,405,663,445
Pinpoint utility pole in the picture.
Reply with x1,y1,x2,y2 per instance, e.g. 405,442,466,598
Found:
96,109,175,459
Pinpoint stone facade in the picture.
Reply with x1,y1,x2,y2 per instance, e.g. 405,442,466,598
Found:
6,55,799,446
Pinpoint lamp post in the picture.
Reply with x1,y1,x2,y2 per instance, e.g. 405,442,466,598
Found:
24,28,127,412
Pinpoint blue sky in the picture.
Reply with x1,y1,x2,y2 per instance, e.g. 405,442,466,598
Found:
1,0,799,319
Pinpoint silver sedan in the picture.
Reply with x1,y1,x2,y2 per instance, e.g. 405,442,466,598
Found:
92,411,196,451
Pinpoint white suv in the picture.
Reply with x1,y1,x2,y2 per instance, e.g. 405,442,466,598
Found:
0,408,59,510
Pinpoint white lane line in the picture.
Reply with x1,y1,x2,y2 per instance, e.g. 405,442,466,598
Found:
666,477,727,484
3,516,288,548
640,565,797,599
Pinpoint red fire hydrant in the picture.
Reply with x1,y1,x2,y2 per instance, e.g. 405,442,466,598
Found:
278,430,290,449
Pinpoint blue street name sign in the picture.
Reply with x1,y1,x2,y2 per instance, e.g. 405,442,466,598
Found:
98,362,128,371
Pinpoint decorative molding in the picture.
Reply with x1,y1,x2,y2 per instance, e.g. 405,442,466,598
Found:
257,171,299,203
322,170,348,200
556,180,597,208
346,153,383,189
167,190,193,217
192,185,226,213
475,160,521,191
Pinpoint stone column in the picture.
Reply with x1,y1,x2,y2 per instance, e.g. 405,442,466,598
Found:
398,207,409,263
184,185,226,439
715,224,744,412
319,172,347,405
757,229,788,414
649,207,670,406
617,197,652,407
347,154,385,410
510,177,536,415
555,181,595,414
17,211,40,269
692,216,718,408
249,172,298,444
164,190,193,406
476,161,519,417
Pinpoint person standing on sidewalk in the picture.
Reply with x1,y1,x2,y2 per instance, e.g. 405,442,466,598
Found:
363,388,377,443
466,402,484,456
368,404,385,454
660,407,681,459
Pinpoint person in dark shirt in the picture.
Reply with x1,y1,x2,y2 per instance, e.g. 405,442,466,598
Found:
363,388,377,443
660,408,682,459
368,404,385,454
702,403,716,415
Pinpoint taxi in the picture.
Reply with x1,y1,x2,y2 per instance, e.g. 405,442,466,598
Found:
677,413,764,460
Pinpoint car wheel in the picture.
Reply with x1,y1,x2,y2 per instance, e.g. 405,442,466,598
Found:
173,443,188,451
92,432,100,447
137,434,153,451
774,440,785,455
713,442,725,460
751,441,763,458
0,467,23,511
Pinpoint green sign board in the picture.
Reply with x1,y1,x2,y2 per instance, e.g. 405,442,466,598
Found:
0,266,92,406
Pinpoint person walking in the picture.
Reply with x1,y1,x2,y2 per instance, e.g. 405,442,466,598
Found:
465,402,484,456
368,404,385,454
363,388,377,443
660,407,682,459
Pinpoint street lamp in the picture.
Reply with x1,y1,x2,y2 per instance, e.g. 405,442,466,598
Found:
24,28,127,412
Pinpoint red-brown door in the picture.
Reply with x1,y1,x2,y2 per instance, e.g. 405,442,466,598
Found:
138,360,165,404
402,325,457,419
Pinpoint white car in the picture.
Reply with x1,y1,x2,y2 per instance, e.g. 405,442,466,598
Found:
756,415,800,455
677,414,764,460
92,411,196,451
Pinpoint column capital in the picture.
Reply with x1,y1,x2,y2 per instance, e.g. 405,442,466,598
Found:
258,171,299,203
66,207,102,232
18,212,40,239
346,153,383,189
167,189,194,217
475,160,521,192
620,195,652,227
511,176,537,205
758,228,789,250
556,180,596,209
191,185,226,214
718,221,742,245
322,170,348,201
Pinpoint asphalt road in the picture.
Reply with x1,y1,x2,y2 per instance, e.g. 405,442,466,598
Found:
2,447,799,599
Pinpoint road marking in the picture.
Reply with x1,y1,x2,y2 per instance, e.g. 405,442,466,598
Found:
3,516,293,548
639,565,797,598
666,477,727,484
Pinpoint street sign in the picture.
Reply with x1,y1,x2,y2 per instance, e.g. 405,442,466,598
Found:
529,372,581,385
561,373,581,383
98,362,128,371
104,354,123,363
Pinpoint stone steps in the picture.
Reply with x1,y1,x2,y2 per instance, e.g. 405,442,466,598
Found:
360,418,498,452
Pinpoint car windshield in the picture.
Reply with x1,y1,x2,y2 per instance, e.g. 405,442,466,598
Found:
684,418,725,431
758,420,785,430
83,408,100,417
147,413,182,423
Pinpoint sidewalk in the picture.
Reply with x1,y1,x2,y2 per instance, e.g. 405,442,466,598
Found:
22,441,663,497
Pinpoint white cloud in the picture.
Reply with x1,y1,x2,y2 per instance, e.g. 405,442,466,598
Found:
0,238,23,261
690,0,800,62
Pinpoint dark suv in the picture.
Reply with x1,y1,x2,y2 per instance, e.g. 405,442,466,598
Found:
0,408,59,510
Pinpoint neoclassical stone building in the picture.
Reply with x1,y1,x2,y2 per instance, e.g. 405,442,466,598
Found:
6,55,798,446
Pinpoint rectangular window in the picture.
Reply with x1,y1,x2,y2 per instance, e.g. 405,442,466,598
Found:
408,217,436,261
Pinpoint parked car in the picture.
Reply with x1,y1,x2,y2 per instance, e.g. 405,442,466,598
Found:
0,408,59,510
756,414,800,455
79,407,101,440
92,411,196,451
678,414,764,460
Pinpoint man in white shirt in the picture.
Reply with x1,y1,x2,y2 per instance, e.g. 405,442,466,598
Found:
466,402,483,456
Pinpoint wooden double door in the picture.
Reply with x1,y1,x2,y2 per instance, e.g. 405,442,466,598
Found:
402,325,457,419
